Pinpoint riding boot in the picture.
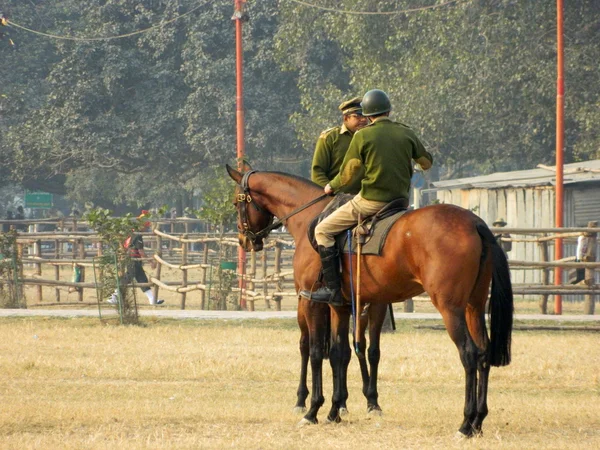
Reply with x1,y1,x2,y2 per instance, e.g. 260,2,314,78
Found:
300,245,343,306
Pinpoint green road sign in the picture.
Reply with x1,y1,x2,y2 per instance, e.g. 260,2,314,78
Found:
24,191,53,208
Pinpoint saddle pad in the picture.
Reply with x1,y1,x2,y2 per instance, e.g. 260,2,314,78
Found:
337,210,407,256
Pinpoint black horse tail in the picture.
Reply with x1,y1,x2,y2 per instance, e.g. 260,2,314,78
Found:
476,223,513,367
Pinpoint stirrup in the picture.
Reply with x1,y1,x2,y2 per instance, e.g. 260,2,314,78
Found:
299,287,344,306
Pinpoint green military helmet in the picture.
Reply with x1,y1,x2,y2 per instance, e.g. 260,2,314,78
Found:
360,89,392,116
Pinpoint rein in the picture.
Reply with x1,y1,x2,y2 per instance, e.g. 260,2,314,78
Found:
237,170,328,240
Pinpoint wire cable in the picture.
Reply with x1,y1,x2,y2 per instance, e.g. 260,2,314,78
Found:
285,0,468,15
5,2,207,42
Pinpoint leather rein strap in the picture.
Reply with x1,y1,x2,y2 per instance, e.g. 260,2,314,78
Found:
237,170,328,240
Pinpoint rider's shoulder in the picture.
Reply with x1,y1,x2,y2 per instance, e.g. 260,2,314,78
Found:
392,120,413,130
319,126,340,139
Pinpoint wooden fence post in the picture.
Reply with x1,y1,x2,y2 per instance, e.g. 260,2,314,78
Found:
403,298,414,312
17,242,24,286
169,221,174,257
583,221,598,315
54,239,60,302
247,251,256,311
200,243,208,310
273,243,283,311
34,239,42,302
262,250,270,309
538,239,550,314
180,234,188,309
153,234,162,308
78,239,85,302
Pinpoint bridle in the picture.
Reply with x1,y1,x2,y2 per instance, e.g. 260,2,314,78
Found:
235,170,328,244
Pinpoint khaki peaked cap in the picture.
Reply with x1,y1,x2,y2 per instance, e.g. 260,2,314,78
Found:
338,96,363,115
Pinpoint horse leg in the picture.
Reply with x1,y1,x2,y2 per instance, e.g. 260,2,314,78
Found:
440,309,480,438
294,304,310,414
352,307,370,403
364,303,387,416
327,305,352,423
299,303,328,425
466,309,492,435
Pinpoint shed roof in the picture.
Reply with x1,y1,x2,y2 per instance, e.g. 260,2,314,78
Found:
430,159,600,191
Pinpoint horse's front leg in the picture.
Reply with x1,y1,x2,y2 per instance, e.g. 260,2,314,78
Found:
327,305,352,423
298,302,329,426
364,303,388,416
294,306,310,414
299,334,326,425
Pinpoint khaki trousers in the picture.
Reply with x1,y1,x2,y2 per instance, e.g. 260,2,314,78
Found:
315,194,387,247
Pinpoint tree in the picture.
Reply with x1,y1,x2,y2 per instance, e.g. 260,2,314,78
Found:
274,0,600,179
1,0,305,204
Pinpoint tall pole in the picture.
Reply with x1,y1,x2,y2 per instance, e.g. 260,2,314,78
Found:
233,0,248,309
554,0,564,315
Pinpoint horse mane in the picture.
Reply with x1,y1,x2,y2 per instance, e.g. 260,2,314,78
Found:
263,171,323,191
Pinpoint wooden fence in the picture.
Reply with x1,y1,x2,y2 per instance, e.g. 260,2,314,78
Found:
0,218,598,314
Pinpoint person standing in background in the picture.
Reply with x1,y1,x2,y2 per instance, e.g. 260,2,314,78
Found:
492,218,512,256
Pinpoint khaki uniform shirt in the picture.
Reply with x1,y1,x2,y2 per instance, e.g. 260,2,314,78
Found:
311,125,362,194
329,118,432,202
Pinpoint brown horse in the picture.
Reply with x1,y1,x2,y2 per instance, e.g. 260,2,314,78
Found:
226,163,513,438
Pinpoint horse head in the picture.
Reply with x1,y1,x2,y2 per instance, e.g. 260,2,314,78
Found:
226,162,274,252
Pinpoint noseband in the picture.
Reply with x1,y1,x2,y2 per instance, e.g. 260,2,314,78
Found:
235,170,328,244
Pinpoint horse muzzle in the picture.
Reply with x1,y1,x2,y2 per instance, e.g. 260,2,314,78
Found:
238,234,263,252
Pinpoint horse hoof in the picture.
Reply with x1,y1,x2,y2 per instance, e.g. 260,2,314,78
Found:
454,431,469,441
367,407,383,418
293,406,307,415
325,415,341,424
339,407,349,417
297,418,317,427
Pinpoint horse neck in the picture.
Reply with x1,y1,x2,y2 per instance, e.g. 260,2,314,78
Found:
253,173,326,242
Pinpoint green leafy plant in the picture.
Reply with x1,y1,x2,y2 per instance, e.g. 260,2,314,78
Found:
84,207,150,324
0,230,26,308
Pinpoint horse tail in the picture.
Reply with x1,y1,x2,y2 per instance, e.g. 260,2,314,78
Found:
476,222,513,367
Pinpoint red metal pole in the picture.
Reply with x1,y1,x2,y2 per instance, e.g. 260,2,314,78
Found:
233,0,247,309
554,0,564,315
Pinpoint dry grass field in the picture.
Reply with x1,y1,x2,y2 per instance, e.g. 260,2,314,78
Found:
0,316,598,449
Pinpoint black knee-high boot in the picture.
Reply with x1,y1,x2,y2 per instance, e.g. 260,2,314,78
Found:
300,245,343,305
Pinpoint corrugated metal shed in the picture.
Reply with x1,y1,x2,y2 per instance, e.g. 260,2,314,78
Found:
429,159,600,228
430,159,600,191
428,159,600,288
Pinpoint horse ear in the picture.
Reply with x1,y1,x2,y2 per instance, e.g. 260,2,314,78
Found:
241,160,253,172
226,164,243,183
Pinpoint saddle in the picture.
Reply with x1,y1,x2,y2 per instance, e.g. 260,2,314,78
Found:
308,196,410,256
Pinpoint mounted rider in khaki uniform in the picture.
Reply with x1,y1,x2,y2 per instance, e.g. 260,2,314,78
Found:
300,89,434,305
311,96,368,194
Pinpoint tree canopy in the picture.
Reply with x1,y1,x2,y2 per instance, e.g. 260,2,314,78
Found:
0,0,598,211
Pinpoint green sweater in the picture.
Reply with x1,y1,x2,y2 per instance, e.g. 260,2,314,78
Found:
311,125,362,194
329,118,432,202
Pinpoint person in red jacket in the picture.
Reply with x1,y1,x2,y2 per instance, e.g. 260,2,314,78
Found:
107,210,164,305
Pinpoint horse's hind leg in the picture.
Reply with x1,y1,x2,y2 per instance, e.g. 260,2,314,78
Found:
466,309,491,435
440,308,480,438
353,308,370,404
